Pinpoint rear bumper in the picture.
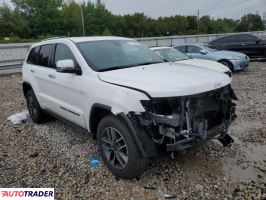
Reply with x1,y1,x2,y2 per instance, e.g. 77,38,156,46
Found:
231,58,250,71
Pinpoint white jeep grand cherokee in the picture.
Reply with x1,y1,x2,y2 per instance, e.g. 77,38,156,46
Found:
22,36,237,179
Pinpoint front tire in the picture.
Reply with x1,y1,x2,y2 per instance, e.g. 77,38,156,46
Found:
97,115,148,179
219,60,234,72
26,90,46,124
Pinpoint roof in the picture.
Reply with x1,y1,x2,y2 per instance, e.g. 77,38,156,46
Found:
69,36,133,43
173,43,206,47
31,36,133,48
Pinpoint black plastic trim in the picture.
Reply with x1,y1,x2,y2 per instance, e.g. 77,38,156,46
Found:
89,103,112,133
118,112,148,158
60,106,80,116
46,109,89,134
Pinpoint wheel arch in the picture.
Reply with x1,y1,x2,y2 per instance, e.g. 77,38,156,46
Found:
89,103,112,136
89,104,149,158
218,59,234,71
22,81,33,97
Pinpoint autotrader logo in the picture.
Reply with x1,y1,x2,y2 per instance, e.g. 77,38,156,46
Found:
0,188,54,200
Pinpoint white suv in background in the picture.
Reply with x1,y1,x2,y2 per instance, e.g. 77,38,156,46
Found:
22,36,237,179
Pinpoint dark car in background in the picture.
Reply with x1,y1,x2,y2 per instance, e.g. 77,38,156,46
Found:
208,34,266,59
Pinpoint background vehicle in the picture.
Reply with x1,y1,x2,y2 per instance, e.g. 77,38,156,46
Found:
208,34,266,59
22,36,236,179
174,44,250,72
151,47,232,77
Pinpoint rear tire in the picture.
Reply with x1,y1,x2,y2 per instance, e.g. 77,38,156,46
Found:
26,90,46,124
219,60,234,72
97,115,148,179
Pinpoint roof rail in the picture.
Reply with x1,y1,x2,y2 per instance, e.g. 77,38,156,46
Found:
41,36,68,41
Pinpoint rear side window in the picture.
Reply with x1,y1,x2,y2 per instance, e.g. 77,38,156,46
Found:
236,34,257,42
38,44,55,68
27,46,40,65
222,35,239,43
175,46,186,53
210,37,224,45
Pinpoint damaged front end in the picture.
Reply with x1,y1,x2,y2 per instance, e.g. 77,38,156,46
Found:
130,85,237,153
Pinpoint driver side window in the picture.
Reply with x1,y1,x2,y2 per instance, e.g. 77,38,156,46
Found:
55,43,76,64
187,45,202,53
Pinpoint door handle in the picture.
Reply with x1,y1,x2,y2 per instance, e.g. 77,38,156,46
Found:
48,74,56,79
241,44,246,46
30,69,35,73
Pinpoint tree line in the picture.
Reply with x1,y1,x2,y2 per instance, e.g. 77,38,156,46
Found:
0,0,265,42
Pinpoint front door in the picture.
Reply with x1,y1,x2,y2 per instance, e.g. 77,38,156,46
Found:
47,43,86,128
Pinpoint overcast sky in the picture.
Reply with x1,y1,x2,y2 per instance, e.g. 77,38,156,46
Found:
2,0,266,19
101,0,266,19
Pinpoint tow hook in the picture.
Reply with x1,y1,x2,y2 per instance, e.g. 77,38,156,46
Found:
218,133,234,147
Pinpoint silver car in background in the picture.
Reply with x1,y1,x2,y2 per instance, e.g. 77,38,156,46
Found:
174,44,250,72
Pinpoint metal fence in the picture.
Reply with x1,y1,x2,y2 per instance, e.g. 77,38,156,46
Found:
0,30,266,74
136,30,266,47
0,43,32,74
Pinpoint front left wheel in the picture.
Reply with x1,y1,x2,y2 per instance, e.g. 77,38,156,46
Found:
97,115,148,179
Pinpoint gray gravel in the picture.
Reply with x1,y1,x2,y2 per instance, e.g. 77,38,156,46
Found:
1,62,266,200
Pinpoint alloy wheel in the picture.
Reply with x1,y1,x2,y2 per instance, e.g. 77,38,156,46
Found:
101,127,128,169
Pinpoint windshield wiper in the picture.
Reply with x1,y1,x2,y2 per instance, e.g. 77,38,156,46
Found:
98,66,126,72
139,61,166,65
98,61,165,72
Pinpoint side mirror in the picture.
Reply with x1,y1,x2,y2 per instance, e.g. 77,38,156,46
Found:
256,39,261,44
200,49,208,55
56,59,76,73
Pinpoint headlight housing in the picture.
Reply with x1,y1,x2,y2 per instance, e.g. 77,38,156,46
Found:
231,56,243,60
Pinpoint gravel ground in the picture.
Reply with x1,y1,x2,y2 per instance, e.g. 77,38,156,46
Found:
0,62,266,200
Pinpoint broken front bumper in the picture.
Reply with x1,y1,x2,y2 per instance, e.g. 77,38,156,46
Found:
135,85,237,154
166,120,234,151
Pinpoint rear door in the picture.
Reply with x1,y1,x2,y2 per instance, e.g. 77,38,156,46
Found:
215,35,238,51
25,44,57,109
222,34,259,57
234,35,261,57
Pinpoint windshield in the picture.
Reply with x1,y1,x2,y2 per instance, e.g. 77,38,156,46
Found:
154,48,190,62
76,40,165,71
202,45,217,52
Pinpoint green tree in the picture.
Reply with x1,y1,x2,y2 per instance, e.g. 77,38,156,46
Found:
11,0,63,36
0,3,27,37
60,1,81,36
102,28,112,36
236,14,265,32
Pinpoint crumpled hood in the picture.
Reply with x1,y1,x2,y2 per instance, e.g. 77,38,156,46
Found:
98,62,231,98
213,50,247,58
177,59,229,73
